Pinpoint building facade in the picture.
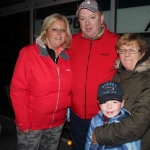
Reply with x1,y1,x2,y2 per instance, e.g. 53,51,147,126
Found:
0,0,150,117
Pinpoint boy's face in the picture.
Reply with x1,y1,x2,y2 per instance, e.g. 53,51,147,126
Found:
99,100,124,118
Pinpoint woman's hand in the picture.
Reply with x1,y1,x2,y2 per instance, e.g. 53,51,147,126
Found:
21,129,30,134
92,131,98,144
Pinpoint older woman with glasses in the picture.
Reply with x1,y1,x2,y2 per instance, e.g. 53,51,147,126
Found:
92,33,150,150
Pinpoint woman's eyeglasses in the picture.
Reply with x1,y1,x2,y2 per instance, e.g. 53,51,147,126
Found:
118,49,142,54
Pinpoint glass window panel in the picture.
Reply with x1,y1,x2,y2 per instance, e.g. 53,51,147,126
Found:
0,0,26,8
116,0,150,34
118,0,150,8
34,2,78,36
97,0,110,11
34,0,111,36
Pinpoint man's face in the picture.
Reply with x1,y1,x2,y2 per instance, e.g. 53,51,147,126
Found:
78,9,104,39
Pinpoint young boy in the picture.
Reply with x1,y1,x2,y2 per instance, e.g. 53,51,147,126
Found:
85,81,140,150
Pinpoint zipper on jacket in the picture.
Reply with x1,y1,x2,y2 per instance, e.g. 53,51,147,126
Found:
84,40,93,119
50,64,60,128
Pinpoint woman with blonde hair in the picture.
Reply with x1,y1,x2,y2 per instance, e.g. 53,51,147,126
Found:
10,13,72,150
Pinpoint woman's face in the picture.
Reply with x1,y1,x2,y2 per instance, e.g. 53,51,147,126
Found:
118,43,145,70
46,19,67,51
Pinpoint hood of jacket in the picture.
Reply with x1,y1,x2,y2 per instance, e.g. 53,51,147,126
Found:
114,51,150,73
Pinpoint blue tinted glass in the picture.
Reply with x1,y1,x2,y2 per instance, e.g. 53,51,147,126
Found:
118,0,150,8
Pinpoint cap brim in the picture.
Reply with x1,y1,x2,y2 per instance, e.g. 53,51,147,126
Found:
76,6,98,16
98,95,123,104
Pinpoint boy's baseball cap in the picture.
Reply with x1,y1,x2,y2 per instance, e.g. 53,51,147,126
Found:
76,0,102,16
98,81,123,104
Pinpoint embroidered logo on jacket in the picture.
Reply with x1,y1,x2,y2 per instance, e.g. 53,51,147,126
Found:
100,53,109,56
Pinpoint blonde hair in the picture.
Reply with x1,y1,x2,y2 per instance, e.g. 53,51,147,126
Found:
116,33,148,53
37,13,72,49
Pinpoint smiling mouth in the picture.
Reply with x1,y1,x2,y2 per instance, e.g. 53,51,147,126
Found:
106,111,114,114
55,38,61,40
86,28,92,32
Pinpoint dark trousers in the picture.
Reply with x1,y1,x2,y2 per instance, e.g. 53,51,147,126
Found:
70,109,91,150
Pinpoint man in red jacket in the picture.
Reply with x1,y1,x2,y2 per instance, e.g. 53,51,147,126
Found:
68,0,119,149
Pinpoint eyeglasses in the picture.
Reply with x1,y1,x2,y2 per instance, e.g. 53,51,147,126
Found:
118,49,142,54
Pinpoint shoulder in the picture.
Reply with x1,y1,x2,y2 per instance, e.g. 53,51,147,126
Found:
91,113,103,125
121,108,131,116
138,73,150,90
72,32,81,38
20,42,37,53
72,32,82,43
102,23,119,41
135,70,150,84
103,31,119,43
14,44,37,66
135,52,150,73
18,43,39,60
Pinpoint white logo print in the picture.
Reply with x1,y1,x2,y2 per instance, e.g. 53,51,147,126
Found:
66,69,71,71
81,0,91,6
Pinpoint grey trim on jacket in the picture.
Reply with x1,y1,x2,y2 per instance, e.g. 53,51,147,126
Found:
37,44,70,60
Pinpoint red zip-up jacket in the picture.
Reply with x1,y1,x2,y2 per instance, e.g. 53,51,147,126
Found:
10,43,72,131
68,23,119,119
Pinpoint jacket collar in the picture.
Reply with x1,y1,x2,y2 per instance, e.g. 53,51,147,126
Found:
37,44,70,60
115,51,150,73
